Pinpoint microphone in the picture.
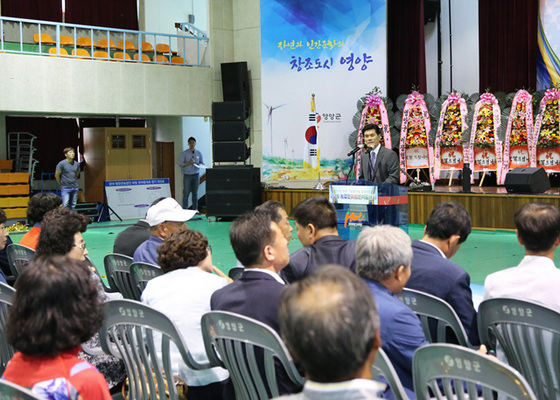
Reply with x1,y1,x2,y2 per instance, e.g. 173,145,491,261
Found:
347,144,365,157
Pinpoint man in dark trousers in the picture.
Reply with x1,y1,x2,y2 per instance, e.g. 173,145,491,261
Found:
358,123,399,184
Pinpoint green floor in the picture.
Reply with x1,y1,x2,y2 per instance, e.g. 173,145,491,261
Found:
7,219,532,286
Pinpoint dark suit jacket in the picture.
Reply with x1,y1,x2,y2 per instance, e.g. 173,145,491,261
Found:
406,240,480,346
359,146,399,184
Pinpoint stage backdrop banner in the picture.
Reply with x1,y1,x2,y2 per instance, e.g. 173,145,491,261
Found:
105,179,171,221
538,0,560,90
261,0,387,183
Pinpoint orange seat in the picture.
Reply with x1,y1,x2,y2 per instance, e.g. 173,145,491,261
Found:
171,56,185,65
133,53,151,62
141,41,155,52
156,43,178,55
77,37,96,48
93,50,109,59
33,33,55,45
113,52,132,61
154,55,169,63
48,47,69,56
116,40,137,50
72,48,90,58
97,38,116,49
59,35,74,46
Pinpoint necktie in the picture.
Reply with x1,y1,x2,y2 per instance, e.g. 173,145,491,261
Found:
370,151,376,180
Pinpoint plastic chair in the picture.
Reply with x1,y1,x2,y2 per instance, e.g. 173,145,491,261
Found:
371,348,410,400
156,43,177,55
201,311,305,399
133,52,151,62
6,243,35,278
0,282,15,375
103,254,135,299
99,300,212,400
77,36,96,48
116,40,137,50
397,288,474,348
171,56,185,65
48,47,69,57
93,50,109,59
0,380,43,400
413,343,537,400
113,52,132,61
479,298,560,400
141,41,155,52
154,55,169,63
59,34,74,46
129,261,163,301
97,38,116,49
85,256,116,294
228,266,244,281
33,33,55,44
72,48,90,58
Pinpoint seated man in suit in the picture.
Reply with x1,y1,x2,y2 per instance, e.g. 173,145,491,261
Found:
405,201,480,346
484,202,560,312
255,200,293,241
358,123,399,184
281,196,356,283
276,265,385,399
356,225,427,398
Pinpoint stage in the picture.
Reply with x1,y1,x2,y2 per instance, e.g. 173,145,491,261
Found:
262,185,560,230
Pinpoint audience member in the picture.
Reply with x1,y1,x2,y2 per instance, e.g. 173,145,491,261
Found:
112,219,151,257
211,210,300,395
276,265,385,399
255,200,293,241
142,230,231,400
19,192,62,249
133,197,195,265
356,225,427,398
282,196,355,283
0,208,10,283
3,255,112,399
484,202,560,312
405,201,480,346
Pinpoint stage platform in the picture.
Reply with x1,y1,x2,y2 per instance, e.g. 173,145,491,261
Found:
262,185,560,230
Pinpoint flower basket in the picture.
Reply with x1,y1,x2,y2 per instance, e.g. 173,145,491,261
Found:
534,88,560,172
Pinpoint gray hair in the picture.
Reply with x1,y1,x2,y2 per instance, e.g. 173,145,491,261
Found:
356,225,412,281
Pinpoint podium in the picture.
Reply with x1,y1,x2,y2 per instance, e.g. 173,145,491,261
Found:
329,180,408,240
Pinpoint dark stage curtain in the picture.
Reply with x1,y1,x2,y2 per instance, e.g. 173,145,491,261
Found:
387,0,427,102
479,0,538,93
1,0,62,22
65,0,138,30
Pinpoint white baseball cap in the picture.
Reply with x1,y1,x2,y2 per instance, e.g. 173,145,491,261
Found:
146,198,197,227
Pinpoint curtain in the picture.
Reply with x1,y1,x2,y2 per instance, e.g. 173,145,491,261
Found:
387,0,427,102
479,0,538,93
65,0,138,30
1,0,62,22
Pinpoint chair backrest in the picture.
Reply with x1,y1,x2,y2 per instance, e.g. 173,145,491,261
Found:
129,262,163,301
201,311,304,400
171,56,185,65
228,266,244,281
6,243,35,278
85,256,115,293
141,41,155,52
117,40,137,50
0,282,15,375
113,52,132,61
156,43,170,53
77,36,95,47
99,300,210,400
59,34,74,46
371,348,410,400
397,288,473,347
0,380,44,400
98,38,116,49
154,55,169,63
133,52,151,62
103,254,135,299
93,50,109,59
48,47,69,56
72,48,90,58
413,343,536,400
33,33,55,44
478,298,560,400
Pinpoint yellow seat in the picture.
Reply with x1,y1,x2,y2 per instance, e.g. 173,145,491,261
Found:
171,56,185,65
93,50,109,59
141,41,155,52
113,52,132,61
59,35,74,46
33,33,55,45
77,36,96,48
72,48,90,58
97,38,116,49
154,55,169,63
156,43,178,55
48,47,69,56
116,40,137,50
133,53,151,62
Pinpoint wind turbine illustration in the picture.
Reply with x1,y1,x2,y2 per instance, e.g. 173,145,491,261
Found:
283,137,289,159
263,102,287,156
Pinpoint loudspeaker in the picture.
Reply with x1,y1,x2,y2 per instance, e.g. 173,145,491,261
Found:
221,61,251,109
424,0,439,24
212,121,250,142
206,167,261,217
213,142,250,162
504,167,550,194
212,101,248,121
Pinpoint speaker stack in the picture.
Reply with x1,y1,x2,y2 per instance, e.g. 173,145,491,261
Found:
207,61,260,218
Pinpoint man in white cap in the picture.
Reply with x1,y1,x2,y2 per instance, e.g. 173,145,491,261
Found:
132,197,196,265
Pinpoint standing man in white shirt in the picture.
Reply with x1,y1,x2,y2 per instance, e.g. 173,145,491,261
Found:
179,137,203,211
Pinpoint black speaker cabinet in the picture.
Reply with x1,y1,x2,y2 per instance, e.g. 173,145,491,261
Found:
213,142,250,162
212,121,250,142
212,101,248,121
504,167,551,194
206,167,260,217
221,61,251,109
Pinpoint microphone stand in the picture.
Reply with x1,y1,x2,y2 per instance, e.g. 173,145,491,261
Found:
346,153,357,184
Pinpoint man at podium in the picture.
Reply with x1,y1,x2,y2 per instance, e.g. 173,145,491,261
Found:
358,124,399,184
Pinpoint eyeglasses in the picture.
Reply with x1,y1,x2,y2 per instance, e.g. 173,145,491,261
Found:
73,242,86,250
